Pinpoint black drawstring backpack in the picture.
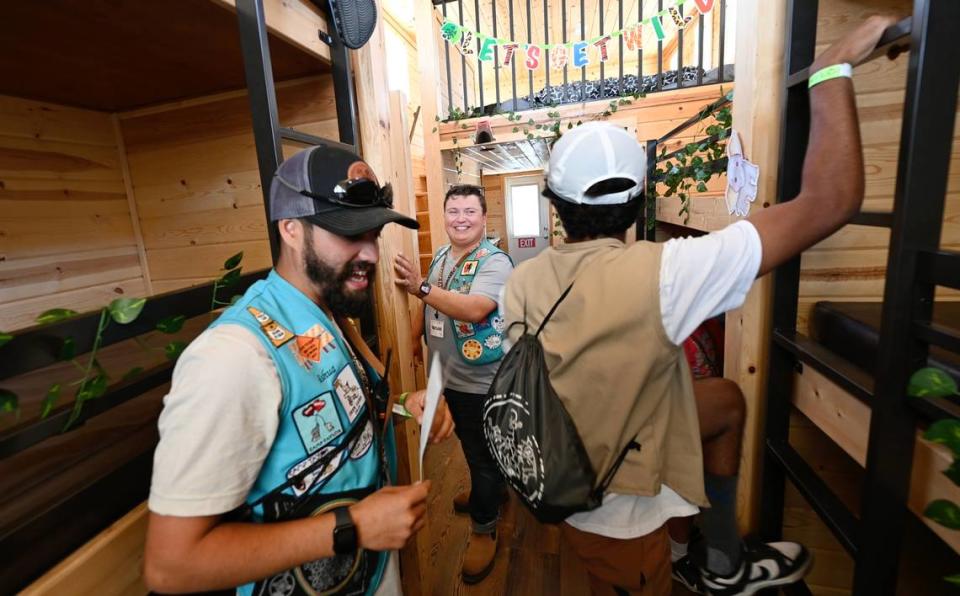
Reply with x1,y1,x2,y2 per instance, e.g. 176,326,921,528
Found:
482,284,640,523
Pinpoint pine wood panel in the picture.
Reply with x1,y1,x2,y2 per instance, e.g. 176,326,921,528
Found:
0,95,146,331
479,173,519,252
120,78,339,290
0,0,326,112
22,503,149,596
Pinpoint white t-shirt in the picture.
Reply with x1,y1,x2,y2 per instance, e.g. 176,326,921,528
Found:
565,220,762,539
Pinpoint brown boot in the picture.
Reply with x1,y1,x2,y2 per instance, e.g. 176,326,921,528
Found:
453,490,471,514
461,531,497,584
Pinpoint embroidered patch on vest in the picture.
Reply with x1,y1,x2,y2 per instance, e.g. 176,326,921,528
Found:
475,248,490,259
461,260,479,276
292,393,344,454
246,306,295,348
491,315,506,334
333,365,365,423
290,324,338,371
454,321,475,338
287,445,344,497
350,421,374,459
461,339,483,361
484,335,502,349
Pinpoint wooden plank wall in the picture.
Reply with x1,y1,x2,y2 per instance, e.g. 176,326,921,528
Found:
797,0,960,332
0,95,148,331
118,76,339,294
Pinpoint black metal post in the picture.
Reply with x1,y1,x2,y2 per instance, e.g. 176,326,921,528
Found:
458,0,469,112
677,3,684,88
718,0,726,82
643,139,657,241
657,0,663,90
476,0,484,111
443,0,453,116
854,1,960,592
544,0,550,92
509,0,518,110
493,0,500,110
599,0,605,88
236,0,282,261
527,0,534,104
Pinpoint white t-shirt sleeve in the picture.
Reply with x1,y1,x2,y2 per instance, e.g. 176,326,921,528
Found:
659,220,763,345
149,324,282,517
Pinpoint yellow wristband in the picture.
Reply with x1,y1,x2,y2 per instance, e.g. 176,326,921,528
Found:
808,63,853,89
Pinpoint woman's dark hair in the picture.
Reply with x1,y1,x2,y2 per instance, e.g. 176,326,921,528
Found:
544,179,643,240
444,184,487,214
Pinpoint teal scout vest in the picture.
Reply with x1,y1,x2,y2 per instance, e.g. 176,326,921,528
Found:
427,239,511,366
212,270,395,596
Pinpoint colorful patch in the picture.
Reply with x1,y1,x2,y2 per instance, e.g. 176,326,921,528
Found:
290,324,338,371
461,339,484,361
247,306,271,326
292,393,344,454
333,366,365,423
247,306,295,347
287,446,344,497
484,334,502,350
461,260,479,276
491,316,505,334
350,421,374,460
475,248,490,259
454,321,476,338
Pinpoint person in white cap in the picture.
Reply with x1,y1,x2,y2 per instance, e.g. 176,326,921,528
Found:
501,15,896,596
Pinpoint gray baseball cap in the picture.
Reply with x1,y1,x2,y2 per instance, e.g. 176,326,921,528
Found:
270,141,419,235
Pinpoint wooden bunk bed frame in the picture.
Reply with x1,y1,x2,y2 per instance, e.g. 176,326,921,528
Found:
0,1,402,593
756,2,960,594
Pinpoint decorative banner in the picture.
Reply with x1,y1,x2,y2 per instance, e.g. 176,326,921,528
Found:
440,0,710,71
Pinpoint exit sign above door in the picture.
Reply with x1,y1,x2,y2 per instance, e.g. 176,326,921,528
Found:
518,237,536,248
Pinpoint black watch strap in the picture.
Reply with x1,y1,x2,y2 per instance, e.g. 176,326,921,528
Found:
333,507,358,555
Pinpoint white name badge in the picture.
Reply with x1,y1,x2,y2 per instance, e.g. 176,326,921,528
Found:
429,318,445,338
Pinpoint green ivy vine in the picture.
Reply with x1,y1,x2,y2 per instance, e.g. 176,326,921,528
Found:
653,91,733,224
0,251,245,430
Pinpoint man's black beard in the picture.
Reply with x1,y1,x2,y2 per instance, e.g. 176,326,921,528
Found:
304,245,375,318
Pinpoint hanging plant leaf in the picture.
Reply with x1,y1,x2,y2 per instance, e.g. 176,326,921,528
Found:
697,182,709,193
40,383,61,419
165,341,188,361
36,308,79,325
923,419,960,458
223,251,244,270
156,314,187,334
0,331,12,348
908,367,958,398
946,574,960,586
59,336,76,361
108,297,147,324
924,499,960,530
77,374,109,401
944,461,960,488
122,367,145,382
0,389,19,417
219,268,243,287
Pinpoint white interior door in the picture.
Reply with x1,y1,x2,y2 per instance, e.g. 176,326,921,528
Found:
505,174,549,263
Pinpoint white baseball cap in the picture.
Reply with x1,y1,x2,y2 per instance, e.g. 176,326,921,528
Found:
546,121,646,205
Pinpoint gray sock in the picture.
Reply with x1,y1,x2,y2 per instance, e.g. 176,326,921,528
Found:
701,473,743,576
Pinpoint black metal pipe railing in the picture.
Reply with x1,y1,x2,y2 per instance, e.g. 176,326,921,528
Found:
433,0,735,121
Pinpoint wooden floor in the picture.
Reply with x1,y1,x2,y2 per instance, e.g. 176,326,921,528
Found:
422,435,698,596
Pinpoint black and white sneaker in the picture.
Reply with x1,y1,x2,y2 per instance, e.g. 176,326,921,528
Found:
672,554,706,594
700,540,812,596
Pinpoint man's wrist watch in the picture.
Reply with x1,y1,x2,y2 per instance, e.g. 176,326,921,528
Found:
333,507,358,555
417,280,432,298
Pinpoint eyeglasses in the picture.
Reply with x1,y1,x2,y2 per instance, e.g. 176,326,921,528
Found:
276,175,394,209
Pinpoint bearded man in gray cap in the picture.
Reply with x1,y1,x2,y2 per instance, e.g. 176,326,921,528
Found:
144,140,454,596
502,16,895,596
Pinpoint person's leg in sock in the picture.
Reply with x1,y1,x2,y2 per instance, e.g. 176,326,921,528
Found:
693,378,812,595
693,377,746,576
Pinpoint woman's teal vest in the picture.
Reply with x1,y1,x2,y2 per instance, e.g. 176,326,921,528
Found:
427,239,511,366
212,270,395,596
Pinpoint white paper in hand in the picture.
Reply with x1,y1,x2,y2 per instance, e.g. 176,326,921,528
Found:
418,352,444,481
